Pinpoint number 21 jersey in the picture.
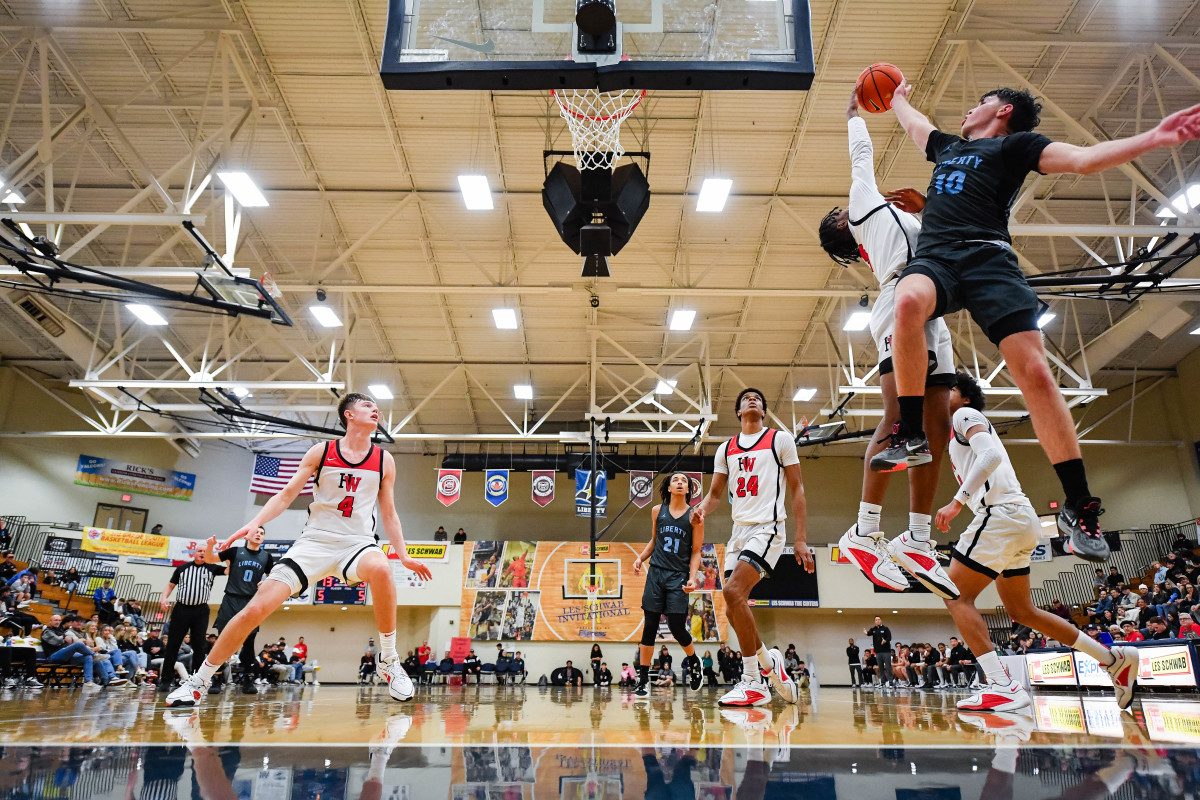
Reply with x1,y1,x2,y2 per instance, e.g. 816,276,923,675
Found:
714,428,799,525
306,441,382,538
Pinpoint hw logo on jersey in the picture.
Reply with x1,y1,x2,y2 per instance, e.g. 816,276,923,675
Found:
737,456,756,473
485,469,509,507
338,473,362,492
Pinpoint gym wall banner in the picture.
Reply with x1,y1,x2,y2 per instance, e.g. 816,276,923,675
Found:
74,454,196,501
1076,643,1199,688
81,526,169,559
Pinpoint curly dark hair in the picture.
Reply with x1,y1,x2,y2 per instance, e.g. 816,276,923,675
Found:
658,472,694,505
981,88,1042,133
818,206,860,266
953,372,986,411
734,387,767,419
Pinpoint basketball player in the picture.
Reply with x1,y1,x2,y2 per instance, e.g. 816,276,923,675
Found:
878,83,1200,561
935,372,1138,712
202,526,273,693
819,88,957,598
631,472,705,698
166,393,433,707
692,388,813,706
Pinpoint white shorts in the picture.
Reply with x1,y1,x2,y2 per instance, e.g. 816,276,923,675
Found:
950,502,1041,579
266,528,384,597
871,281,955,382
724,521,786,578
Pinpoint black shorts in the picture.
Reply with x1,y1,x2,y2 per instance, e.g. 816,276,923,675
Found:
903,242,1044,345
641,569,689,616
214,594,254,633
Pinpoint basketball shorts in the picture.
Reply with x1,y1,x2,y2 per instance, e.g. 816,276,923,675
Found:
724,521,785,579
266,529,383,597
642,568,690,615
903,241,1044,345
871,280,956,386
950,501,1041,579
214,594,254,632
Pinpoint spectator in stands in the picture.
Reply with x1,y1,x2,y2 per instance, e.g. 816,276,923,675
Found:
116,626,147,677
360,652,377,684
417,640,431,666
656,645,672,672
1092,568,1106,593
589,643,603,679
1105,567,1125,590
125,600,145,631
1090,589,1119,620
402,649,419,679
795,661,811,689
863,649,877,685
619,662,636,687
846,638,862,688
653,661,674,687
1146,616,1173,640
40,614,99,689
98,624,139,681
1179,614,1197,638
65,615,125,687
1173,532,1196,558
1153,561,1168,585
511,651,526,683
1083,622,1112,647
93,581,117,624
947,637,979,687
551,660,583,687
1049,599,1071,620
700,651,717,687
433,526,448,541
0,633,41,688
1107,625,1123,643
784,646,801,683
62,567,81,596
41,569,58,588
1118,586,1137,612
0,553,17,582
454,528,467,544
463,649,482,684
0,587,38,636
1132,597,1154,628
438,650,454,674
717,644,735,684
150,524,164,536
1120,620,1143,642
595,661,613,687
919,644,942,689
7,564,36,591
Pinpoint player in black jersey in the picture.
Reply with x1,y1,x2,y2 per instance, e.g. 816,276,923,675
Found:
202,526,274,694
631,472,705,698
876,82,1200,560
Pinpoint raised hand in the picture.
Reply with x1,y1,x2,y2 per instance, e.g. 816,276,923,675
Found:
218,525,252,551
885,187,926,213
1155,102,1200,147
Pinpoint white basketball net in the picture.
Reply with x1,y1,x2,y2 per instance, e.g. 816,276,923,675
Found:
552,88,646,171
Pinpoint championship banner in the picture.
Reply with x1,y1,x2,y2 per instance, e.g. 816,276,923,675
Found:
81,526,169,559
575,470,607,518
436,469,462,507
75,454,196,501
684,472,704,506
531,470,555,507
629,471,654,508
484,469,509,507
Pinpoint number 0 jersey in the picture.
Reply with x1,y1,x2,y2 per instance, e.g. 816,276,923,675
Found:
713,428,799,525
650,503,694,573
306,441,383,538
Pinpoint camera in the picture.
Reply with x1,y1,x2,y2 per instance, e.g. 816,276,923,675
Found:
590,294,600,309
316,288,327,303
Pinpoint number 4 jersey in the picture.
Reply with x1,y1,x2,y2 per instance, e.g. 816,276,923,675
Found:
714,428,799,525
306,441,383,538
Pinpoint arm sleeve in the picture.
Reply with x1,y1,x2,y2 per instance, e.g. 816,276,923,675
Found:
1001,131,1053,175
848,117,886,216
953,430,1003,506
925,130,960,163
712,441,729,475
775,431,800,467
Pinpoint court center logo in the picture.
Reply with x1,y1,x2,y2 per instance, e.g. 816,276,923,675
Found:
485,469,509,507
531,470,555,507
436,468,462,507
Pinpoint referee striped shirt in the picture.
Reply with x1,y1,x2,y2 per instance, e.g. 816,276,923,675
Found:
169,562,224,605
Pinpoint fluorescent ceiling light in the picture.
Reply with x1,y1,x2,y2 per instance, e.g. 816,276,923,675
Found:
669,309,696,330
792,387,817,402
696,178,732,212
458,175,493,210
1155,183,1200,218
1,189,24,204
513,384,533,400
1037,312,1056,328
368,384,394,400
655,379,678,395
308,304,343,328
216,172,269,207
843,310,872,331
231,387,251,398
492,308,518,329
126,303,167,326
1191,325,1200,335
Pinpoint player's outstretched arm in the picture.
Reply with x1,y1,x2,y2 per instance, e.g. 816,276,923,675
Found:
890,83,936,154
934,423,994,532
378,451,432,581
683,517,704,592
633,507,658,575
220,443,322,550
691,472,726,525
1039,102,1200,175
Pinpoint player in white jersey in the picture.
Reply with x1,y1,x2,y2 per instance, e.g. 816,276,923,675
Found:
167,393,433,707
819,89,957,600
934,372,1139,713
692,388,812,707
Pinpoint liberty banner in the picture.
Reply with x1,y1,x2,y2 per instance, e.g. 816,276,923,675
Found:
75,454,196,501
531,470,555,507
629,471,654,508
484,469,509,507
574,470,607,518
436,469,462,507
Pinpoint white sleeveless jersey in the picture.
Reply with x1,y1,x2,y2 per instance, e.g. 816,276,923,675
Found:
713,428,800,525
305,441,384,538
847,117,922,287
948,407,1027,514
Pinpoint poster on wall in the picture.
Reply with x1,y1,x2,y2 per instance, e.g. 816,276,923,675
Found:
81,526,169,558
74,454,196,501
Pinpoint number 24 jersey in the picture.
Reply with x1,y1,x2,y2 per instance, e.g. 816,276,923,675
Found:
713,428,799,525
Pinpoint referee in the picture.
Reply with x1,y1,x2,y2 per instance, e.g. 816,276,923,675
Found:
157,548,224,691
204,526,274,693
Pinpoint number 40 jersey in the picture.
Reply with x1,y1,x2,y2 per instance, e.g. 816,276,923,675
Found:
306,441,383,539
714,428,800,526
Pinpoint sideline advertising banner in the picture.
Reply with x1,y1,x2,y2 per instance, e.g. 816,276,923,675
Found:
1076,643,1199,689
75,454,196,501
1025,649,1078,686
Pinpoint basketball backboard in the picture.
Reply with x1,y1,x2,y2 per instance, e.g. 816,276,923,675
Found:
197,273,293,327
562,558,622,599
381,0,814,90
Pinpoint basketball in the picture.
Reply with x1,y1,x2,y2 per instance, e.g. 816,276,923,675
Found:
856,62,905,113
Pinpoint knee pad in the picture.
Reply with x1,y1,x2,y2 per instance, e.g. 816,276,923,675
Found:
640,611,661,646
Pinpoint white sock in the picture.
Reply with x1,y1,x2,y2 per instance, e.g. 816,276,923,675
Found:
367,750,389,781
857,502,883,536
908,513,932,542
743,655,761,680
379,631,397,661
1072,631,1115,666
196,659,219,682
991,747,1018,774
756,645,773,672
977,651,1009,685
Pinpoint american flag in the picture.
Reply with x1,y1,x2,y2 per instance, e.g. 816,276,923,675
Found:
250,454,315,496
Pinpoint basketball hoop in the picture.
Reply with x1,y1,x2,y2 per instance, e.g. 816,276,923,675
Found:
551,88,646,171
584,582,601,616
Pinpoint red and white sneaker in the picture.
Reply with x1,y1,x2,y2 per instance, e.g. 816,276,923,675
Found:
838,525,909,592
957,710,1034,743
1105,646,1139,711
719,707,772,733
957,680,1030,712
887,532,959,600
763,648,797,704
718,676,771,707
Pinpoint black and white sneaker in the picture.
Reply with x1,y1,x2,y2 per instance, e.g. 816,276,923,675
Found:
1059,497,1108,562
685,656,703,691
869,425,931,473
633,681,650,700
